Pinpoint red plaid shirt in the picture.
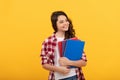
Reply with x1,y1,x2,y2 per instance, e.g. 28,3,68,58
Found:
40,33,87,80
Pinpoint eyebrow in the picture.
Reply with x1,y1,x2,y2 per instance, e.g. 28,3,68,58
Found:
58,18,68,21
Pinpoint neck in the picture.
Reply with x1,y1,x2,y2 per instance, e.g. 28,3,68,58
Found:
55,31,65,38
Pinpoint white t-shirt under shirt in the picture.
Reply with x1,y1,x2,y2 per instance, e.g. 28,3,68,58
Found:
54,37,76,80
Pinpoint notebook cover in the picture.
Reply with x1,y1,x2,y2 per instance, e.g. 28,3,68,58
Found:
62,40,66,56
58,37,79,57
58,41,63,57
62,37,78,56
63,40,85,61
64,40,85,68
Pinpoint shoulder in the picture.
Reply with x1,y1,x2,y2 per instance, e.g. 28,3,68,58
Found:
42,33,56,45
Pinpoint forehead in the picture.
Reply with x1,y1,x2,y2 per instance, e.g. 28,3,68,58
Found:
57,15,67,21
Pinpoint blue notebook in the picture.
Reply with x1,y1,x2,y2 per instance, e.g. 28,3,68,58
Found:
63,40,85,68
63,40,85,61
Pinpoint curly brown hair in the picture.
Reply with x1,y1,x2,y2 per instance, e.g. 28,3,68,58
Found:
51,11,75,39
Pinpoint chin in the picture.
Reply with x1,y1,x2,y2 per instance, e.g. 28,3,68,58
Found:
63,28,69,31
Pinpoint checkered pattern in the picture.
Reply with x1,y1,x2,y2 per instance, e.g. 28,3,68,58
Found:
40,33,87,80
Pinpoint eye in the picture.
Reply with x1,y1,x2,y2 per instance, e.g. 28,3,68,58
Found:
59,20,64,23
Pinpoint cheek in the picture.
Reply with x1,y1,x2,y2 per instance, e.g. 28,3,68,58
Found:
67,22,70,24
57,23,62,27
56,22,59,27
67,22,70,25
56,24,62,30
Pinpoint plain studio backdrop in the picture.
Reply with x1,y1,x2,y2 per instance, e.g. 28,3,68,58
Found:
0,0,120,80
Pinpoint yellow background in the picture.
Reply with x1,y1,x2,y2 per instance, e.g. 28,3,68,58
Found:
0,0,120,80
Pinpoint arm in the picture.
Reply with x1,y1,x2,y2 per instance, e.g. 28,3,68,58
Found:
42,64,70,74
68,59,87,67
59,53,87,68
40,42,70,74
59,57,87,67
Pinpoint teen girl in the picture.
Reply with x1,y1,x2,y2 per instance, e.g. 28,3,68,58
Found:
40,11,87,80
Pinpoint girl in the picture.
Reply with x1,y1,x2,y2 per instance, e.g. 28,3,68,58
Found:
40,11,87,80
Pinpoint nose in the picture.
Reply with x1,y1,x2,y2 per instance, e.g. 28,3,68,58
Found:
64,21,69,25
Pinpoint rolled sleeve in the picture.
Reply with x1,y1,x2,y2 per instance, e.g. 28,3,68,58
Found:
41,52,49,65
40,41,49,65
40,41,53,65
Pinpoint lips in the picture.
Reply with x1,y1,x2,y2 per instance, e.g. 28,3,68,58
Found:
62,26,69,31
63,26,68,28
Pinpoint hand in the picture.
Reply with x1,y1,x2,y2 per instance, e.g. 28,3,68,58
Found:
57,66,70,75
59,57,71,66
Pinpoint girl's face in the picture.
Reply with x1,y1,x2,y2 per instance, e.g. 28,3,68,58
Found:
56,15,69,32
